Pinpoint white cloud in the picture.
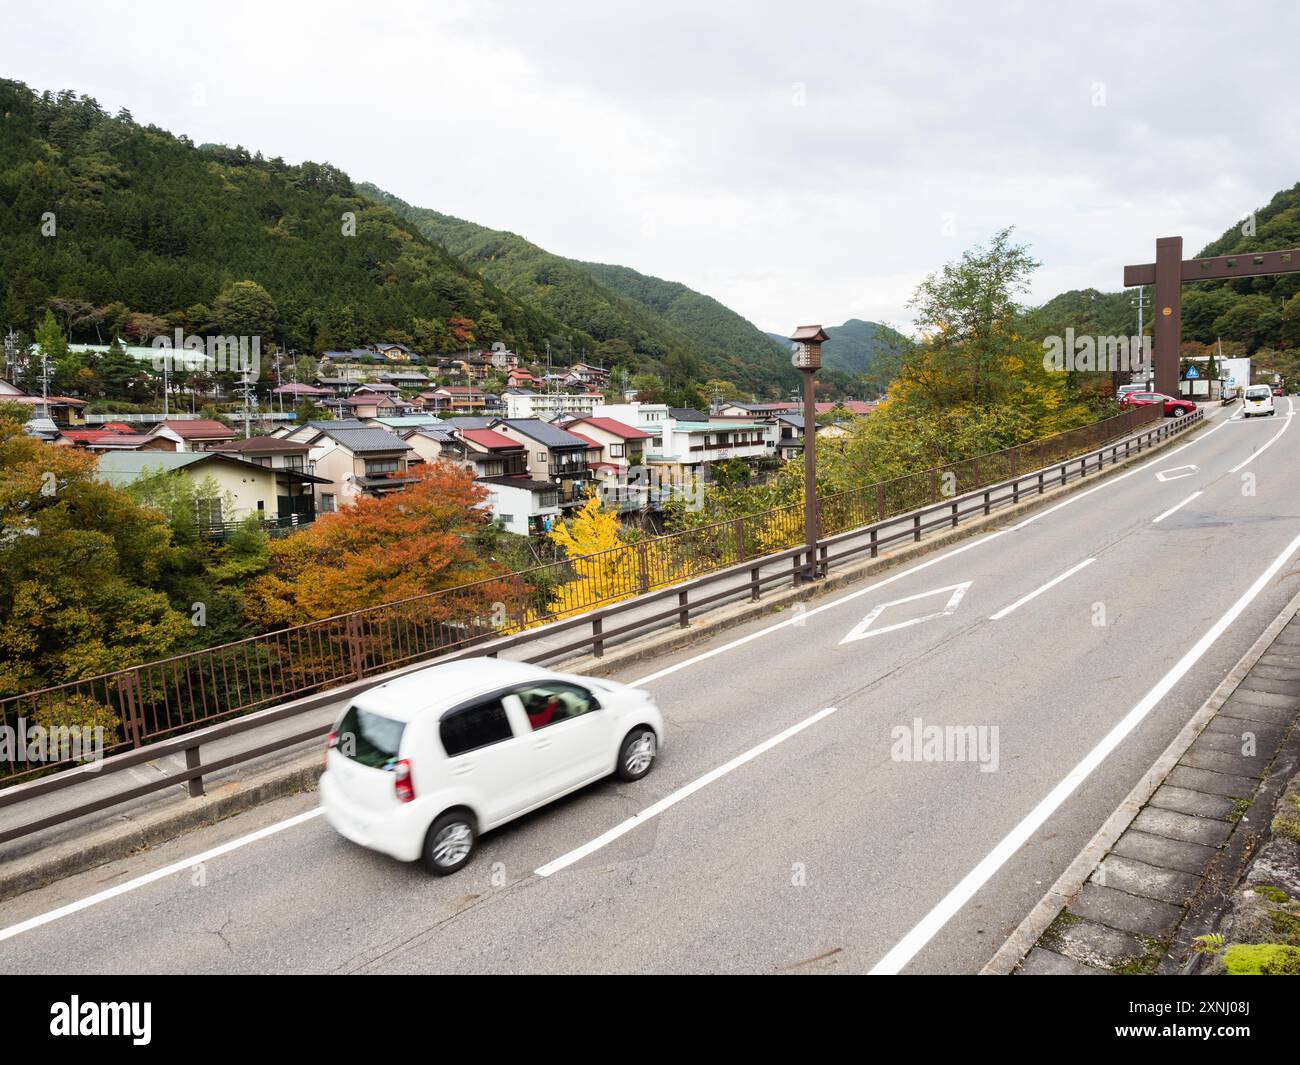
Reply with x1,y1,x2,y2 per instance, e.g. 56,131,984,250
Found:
7,0,1299,336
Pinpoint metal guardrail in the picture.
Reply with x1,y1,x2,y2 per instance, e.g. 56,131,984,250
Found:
0,405,1196,845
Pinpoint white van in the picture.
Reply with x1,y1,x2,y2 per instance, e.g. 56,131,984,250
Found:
319,658,664,874
1242,384,1276,418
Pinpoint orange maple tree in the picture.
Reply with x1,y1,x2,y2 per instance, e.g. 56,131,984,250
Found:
246,462,511,626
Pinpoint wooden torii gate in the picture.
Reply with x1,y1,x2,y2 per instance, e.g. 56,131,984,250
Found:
1124,237,1300,397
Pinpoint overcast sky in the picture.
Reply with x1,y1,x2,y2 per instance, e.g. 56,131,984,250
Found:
9,1,1300,336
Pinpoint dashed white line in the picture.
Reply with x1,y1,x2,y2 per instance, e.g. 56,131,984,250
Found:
534,706,839,877
1152,491,1203,524
988,558,1096,621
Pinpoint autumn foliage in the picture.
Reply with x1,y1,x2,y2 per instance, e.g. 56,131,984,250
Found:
246,462,507,626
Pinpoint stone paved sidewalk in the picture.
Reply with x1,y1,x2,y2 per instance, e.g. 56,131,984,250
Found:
1017,614,1300,975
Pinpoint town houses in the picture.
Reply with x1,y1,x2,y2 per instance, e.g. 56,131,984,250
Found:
5,337,874,540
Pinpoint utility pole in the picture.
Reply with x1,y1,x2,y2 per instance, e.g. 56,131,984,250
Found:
1131,285,1148,387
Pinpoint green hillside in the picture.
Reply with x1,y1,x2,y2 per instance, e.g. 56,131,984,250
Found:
359,184,800,397
0,80,588,361
766,318,909,388
1034,184,1300,354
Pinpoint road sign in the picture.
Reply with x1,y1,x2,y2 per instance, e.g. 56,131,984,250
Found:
1184,366,1199,379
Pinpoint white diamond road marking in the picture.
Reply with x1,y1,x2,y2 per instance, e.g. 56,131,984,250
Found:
839,582,972,645
1154,464,1198,482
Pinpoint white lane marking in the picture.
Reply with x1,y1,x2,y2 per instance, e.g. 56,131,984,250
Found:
1155,464,1198,482
534,706,839,877
0,808,325,944
1152,491,1203,524
1010,416,1227,532
1,416,1228,939
1229,409,1294,474
839,582,971,644
869,525,1300,975
988,559,1095,621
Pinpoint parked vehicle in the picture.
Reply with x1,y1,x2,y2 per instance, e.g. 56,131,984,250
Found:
1118,391,1197,417
1243,384,1277,417
1116,383,1147,400
1271,386,1284,397
319,658,665,874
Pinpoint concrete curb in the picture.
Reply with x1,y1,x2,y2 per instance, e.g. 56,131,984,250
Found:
981,580,1300,975
0,416,1208,904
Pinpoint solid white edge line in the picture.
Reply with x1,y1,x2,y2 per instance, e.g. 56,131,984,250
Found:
1229,409,1294,474
868,524,1300,975
1151,490,1204,524
0,808,325,944
534,706,838,877
988,558,1095,621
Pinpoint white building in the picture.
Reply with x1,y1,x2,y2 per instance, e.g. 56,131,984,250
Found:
504,390,603,420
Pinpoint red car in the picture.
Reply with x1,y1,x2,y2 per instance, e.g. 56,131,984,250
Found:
1119,391,1197,417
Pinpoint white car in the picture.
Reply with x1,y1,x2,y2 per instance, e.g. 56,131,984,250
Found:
1242,384,1276,417
319,658,664,875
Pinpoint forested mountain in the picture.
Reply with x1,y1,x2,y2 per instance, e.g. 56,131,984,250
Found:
0,80,594,362
1034,183,1300,353
358,184,802,397
766,318,910,385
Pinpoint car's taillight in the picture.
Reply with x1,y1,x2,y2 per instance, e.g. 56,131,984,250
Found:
324,730,339,767
394,758,415,803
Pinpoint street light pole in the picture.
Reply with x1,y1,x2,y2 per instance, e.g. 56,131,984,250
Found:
789,324,827,581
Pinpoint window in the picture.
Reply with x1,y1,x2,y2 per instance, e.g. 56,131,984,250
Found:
366,458,400,476
440,699,514,756
252,455,273,468
537,452,548,464
335,705,406,768
515,682,600,731
197,496,223,527
321,494,336,513
256,500,265,511
610,443,624,458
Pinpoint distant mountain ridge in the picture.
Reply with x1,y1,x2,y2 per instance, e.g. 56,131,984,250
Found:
358,184,800,397
766,318,909,379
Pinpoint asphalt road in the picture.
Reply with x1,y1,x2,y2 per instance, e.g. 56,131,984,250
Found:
3,401,1299,974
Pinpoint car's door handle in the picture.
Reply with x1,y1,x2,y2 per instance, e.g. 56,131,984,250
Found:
452,763,475,776
534,739,553,750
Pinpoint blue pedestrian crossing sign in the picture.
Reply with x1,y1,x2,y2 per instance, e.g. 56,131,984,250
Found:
1185,366,1200,379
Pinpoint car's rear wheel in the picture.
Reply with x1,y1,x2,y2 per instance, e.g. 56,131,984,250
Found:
423,811,476,875
615,727,657,781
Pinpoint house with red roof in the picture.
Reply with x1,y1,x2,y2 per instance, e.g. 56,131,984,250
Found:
148,418,237,452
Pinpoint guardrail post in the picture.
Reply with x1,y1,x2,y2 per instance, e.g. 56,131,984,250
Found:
913,513,922,542
792,553,803,586
1012,478,1020,504
1037,471,1045,495
983,490,990,516
592,617,604,658
950,501,958,528
185,745,205,798
677,590,690,628
750,566,761,601
818,542,829,575
870,527,879,558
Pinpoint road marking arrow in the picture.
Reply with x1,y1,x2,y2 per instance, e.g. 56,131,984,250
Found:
839,582,972,645
1155,464,1198,482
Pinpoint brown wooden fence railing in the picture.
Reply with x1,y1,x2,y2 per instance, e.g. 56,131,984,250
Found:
0,404,1162,787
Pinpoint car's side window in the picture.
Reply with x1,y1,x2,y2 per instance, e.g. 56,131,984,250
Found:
440,698,515,756
515,682,601,732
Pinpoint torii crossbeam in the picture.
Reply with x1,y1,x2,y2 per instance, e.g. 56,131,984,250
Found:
1124,236,1300,397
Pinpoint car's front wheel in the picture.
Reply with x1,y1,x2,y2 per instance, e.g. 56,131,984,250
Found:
423,811,476,875
615,727,657,781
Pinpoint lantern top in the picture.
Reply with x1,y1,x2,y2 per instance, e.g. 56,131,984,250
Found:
789,324,828,343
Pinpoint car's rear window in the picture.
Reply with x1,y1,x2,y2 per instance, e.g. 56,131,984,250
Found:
1246,387,1271,399
336,705,406,768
